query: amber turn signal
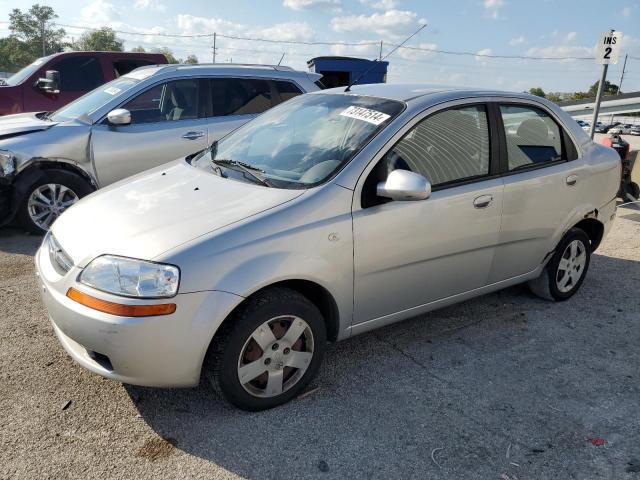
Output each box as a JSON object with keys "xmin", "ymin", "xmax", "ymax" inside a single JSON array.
[{"xmin": 66, "ymin": 288, "xmax": 176, "ymax": 317}]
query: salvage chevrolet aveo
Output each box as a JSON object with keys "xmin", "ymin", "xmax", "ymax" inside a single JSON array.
[{"xmin": 36, "ymin": 84, "xmax": 620, "ymax": 411}]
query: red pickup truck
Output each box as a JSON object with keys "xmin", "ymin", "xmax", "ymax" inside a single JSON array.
[{"xmin": 0, "ymin": 51, "xmax": 168, "ymax": 116}]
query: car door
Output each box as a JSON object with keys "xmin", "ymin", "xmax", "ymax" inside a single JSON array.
[
  {"xmin": 24, "ymin": 55, "xmax": 104, "ymax": 112},
  {"xmin": 352, "ymin": 103, "xmax": 504, "ymax": 325},
  {"xmin": 91, "ymin": 78, "xmax": 209, "ymax": 186},
  {"xmin": 204, "ymin": 77, "xmax": 304, "ymax": 143},
  {"xmin": 489, "ymin": 102, "xmax": 586, "ymax": 282}
]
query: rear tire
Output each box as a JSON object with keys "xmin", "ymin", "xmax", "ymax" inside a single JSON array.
[
  {"xmin": 206, "ymin": 287, "xmax": 327, "ymax": 411},
  {"xmin": 528, "ymin": 228, "xmax": 591, "ymax": 301},
  {"xmin": 16, "ymin": 170, "xmax": 93, "ymax": 234}
]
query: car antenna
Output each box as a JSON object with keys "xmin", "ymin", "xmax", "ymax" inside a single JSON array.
[
  {"xmin": 277, "ymin": 53, "xmax": 285, "ymax": 66},
  {"xmin": 344, "ymin": 23, "xmax": 427, "ymax": 93}
]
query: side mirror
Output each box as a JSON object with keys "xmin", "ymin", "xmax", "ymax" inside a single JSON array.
[
  {"xmin": 106, "ymin": 108, "xmax": 132, "ymax": 126},
  {"xmin": 35, "ymin": 70, "xmax": 60, "ymax": 94},
  {"xmin": 377, "ymin": 169, "xmax": 431, "ymax": 201}
]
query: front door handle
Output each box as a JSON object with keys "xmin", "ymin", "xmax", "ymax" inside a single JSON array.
[
  {"xmin": 473, "ymin": 194, "xmax": 493, "ymax": 209},
  {"xmin": 566, "ymin": 174, "xmax": 578, "ymax": 186},
  {"xmin": 181, "ymin": 131, "xmax": 205, "ymax": 140}
]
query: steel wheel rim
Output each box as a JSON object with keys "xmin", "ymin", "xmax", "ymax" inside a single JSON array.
[
  {"xmin": 556, "ymin": 239, "xmax": 587, "ymax": 293},
  {"xmin": 237, "ymin": 315, "xmax": 314, "ymax": 398},
  {"xmin": 27, "ymin": 184, "xmax": 79, "ymax": 231}
]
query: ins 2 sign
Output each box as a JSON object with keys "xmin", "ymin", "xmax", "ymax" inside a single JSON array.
[{"xmin": 596, "ymin": 31, "xmax": 623, "ymax": 65}]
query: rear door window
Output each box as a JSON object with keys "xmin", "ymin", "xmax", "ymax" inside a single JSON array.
[
  {"xmin": 499, "ymin": 105, "xmax": 573, "ymax": 171},
  {"xmin": 51, "ymin": 56, "xmax": 103, "ymax": 91},
  {"xmin": 209, "ymin": 78, "xmax": 275, "ymax": 116}
]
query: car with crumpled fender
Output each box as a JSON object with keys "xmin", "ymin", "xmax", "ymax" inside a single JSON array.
[
  {"xmin": 0, "ymin": 63, "xmax": 320, "ymax": 233},
  {"xmin": 36, "ymin": 83, "xmax": 620, "ymax": 411}
]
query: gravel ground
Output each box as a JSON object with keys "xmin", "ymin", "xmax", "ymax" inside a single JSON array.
[{"xmin": 1, "ymin": 206, "xmax": 640, "ymax": 479}]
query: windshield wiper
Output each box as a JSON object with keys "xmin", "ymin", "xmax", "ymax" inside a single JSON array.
[{"xmin": 212, "ymin": 159, "xmax": 272, "ymax": 187}]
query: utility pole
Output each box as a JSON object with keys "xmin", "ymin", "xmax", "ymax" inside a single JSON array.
[
  {"xmin": 379, "ymin": 40, "xmax": 383, "ymax": 61},
  {"xmin": 41, "ymin": 18, "xmax": 46, "ymax": 56},
  {"xmin": 590, "ymin": 63, "xmax": 608, "ymax": 139},
  {"xmin": 618, "ymin": 53, "xmax": 628, "ymax": 95},
  {"xmin": 212, "ymin": 32, "xmax": 217, "ymax": 63}
]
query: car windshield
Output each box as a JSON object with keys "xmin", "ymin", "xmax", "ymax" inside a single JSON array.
[
  {"xmin": 49, "ymin": 77, "xmax": 141, "ymax": 122},
  {"xmin": 192, "ymin": 93, "xmax": 404, "ymax": 189},
  {"xmin": 3, "ymin": 55, "xmax": 52, "ymax": 86}
]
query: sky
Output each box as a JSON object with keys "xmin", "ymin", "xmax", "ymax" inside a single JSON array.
[{"xmin": 1, "ymin": 0, "xmax": 639, "ymax": 93}]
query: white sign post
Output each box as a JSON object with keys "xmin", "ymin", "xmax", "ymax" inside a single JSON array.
[{"xmin": 590, "ymin": 30, "xmax": 623, "ymax": 138}]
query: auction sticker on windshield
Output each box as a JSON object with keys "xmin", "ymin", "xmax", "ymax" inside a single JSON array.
[
  {"xmin": 104, "ymin": 87, "xmax": 121, "ymax": 95},
  {"xmin": 340, "ymin": 106, "xmax": 390, "ymax": 125}
]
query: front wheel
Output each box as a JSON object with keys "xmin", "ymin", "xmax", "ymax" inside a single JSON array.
[
  {"xmin": 528, "ymin": 228, "xmax": 591, "ymax": 301},
  {"xmin": 206, "ymin": 288, "xmax": 327, "ymax": 411},
  {"xmin": 16, "ymin": 170, "xmax": 93, "ymax": 234}
]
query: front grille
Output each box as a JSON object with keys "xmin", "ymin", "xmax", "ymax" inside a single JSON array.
[{"xmin": 46, "ymin": 233, "xmax": 74, "ymax": 275}]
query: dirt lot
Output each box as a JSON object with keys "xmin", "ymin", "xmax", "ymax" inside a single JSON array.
[{"xmin": 1, "ymin": 207, "xmax": 640, "ymax": 479}]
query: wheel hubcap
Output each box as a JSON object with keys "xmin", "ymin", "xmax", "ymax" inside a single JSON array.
[
  {"xmin": 556, "ymin": 239, "xmax": 587, "ymax": 293},
  {"xmin": 237, "ymin": 315, "xmax": 314, "ymax": 398},
  {"xmin": 27, "ymin": 184, "xmax": 79, "ymax": 231}
]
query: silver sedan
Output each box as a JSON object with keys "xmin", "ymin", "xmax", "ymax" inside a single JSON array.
[{"xmin": 36, "ymin": 84, "xmax": 620, "ymax": 410}]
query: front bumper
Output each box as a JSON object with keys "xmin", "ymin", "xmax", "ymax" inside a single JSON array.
[{"xmin": 35, "ymin": 245, "xmax": 242, "ymax": 387}]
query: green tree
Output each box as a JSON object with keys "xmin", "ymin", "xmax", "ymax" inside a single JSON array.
[
  {"xmin": 588, "ymin": 80, "xmax": 619, "ymax": 96},
  {"xmin": 546, "ymin": 93, "xmax": 562, "ymax": 104},
  {"xmin": 75, "ymin": 27, "xmax": 123, "ymax": 52},
  {"xmin": 130, "ymin": 46, "xmax": 146, "ymax": 53},
  {"xmin": 0, "ymin": 36, "xmax": 33, "ymax": 72},
  {"xmin": 155, "ymin": 47, "xmax": 177, "ymax": 63},
  {"xmin": 8, "ymin": 4, "xmax": 66, "ymax": 58},
  {"xmin": 183, "ymin": 54, "xmax": 198, "ymax": 64},
  {"xmin": 571, "ymin": 91, "xmax": 592, "ymax": 100},
  {"xmin": 528, "ymin": 87, "xmax": 546, "ymax": 98}
]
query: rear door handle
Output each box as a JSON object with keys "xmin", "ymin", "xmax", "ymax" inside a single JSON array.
[
  {"xmin": 473, "ymin": 194, "xmax": 493, "ymax": 209},
  {"xmin": 566, "ymin": 174, "xmax": 578, "ymax": 186},
  {"xmin": 181, "ymin": 131, "xmax": 205, "ymax": 140}
]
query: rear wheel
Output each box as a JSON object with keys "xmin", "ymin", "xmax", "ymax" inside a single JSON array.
[
  {"xmin": 17, "ymin": 170, "xmax": 93, "ymax": 234},
  {"xmin": 528, "ymin": 228, "xmax": 591, "ymax": 301},
  {"xmin": 207, "ymin": 288, "xmax": 326, "ymax": 411}
]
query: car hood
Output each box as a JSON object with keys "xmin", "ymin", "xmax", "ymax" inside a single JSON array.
[
  {"xmin": 51, "ymin": 160, "xmax": 305, "ymax": 267},
  {"xmin": 0, "ymin": 112, "xmax": 57, "ymax": 138}
]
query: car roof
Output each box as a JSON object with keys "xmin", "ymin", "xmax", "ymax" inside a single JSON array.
[
  {"xmin": 142, "ymin": 63, "xmax": 319, "ymax": 80},
  {"xmin": 315, "ymin": 82, "xmax": 540, "ymax": 104},
  {"xmin": 47, "ymin": 51, "xmax": 166, "ymax": 60}
]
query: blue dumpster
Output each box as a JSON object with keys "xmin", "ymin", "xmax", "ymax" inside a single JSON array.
[{"xmin": 307, "ymin": 56, "xmax": 388, "ymax": 89}]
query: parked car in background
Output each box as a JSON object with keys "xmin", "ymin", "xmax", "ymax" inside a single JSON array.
[
  {"xmin": 594, "ymin": 123, "xmax": 609, "ymax": 133},
  {"xmin": 608, "ymin": 124, "xmax": 626, "ymax": 134},
  {"xmin": 0, "ymin": 63, "xmax": 321, "ymax": 233},
  {"xmin": 37, "ymin": 85, "xmax": 620, "ymax": 411},
  {"xmin": 630, "ymin": 125, "xmax": 640, "ymax": 136},
  {"xmin": 0, "ymin": 51, "xmax": 168, "ymax": 116}
]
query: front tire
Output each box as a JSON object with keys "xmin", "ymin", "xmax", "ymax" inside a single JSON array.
[
  {"xmin": 528, "ymin": 228, "xmax": 591, "ymax": 301},
  {"xmin": 16, "ymin": 170, "xmax": 93, "ymax": 234},
  {"xmin": 206, "ymin": 288, "xmax": 327, "ymax": 411}
]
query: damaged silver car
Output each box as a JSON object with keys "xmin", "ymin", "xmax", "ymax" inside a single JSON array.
[{"xmin": 0, "ymin": 64, "xmax": 320, "ymax": 233}]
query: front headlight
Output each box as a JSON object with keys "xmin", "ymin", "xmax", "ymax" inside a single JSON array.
[
  {"xmin": 0, "ymin": 150, "xmax": 16, "ymax": 177},
  {"xmin": 79, "ymin": 255, "xmax": 180, "ymax": 298}
]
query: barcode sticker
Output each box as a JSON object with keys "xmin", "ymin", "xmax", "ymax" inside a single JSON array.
[{"xmin": 339, "ymin": 106, "xmax": 390, "ymax": 125}]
